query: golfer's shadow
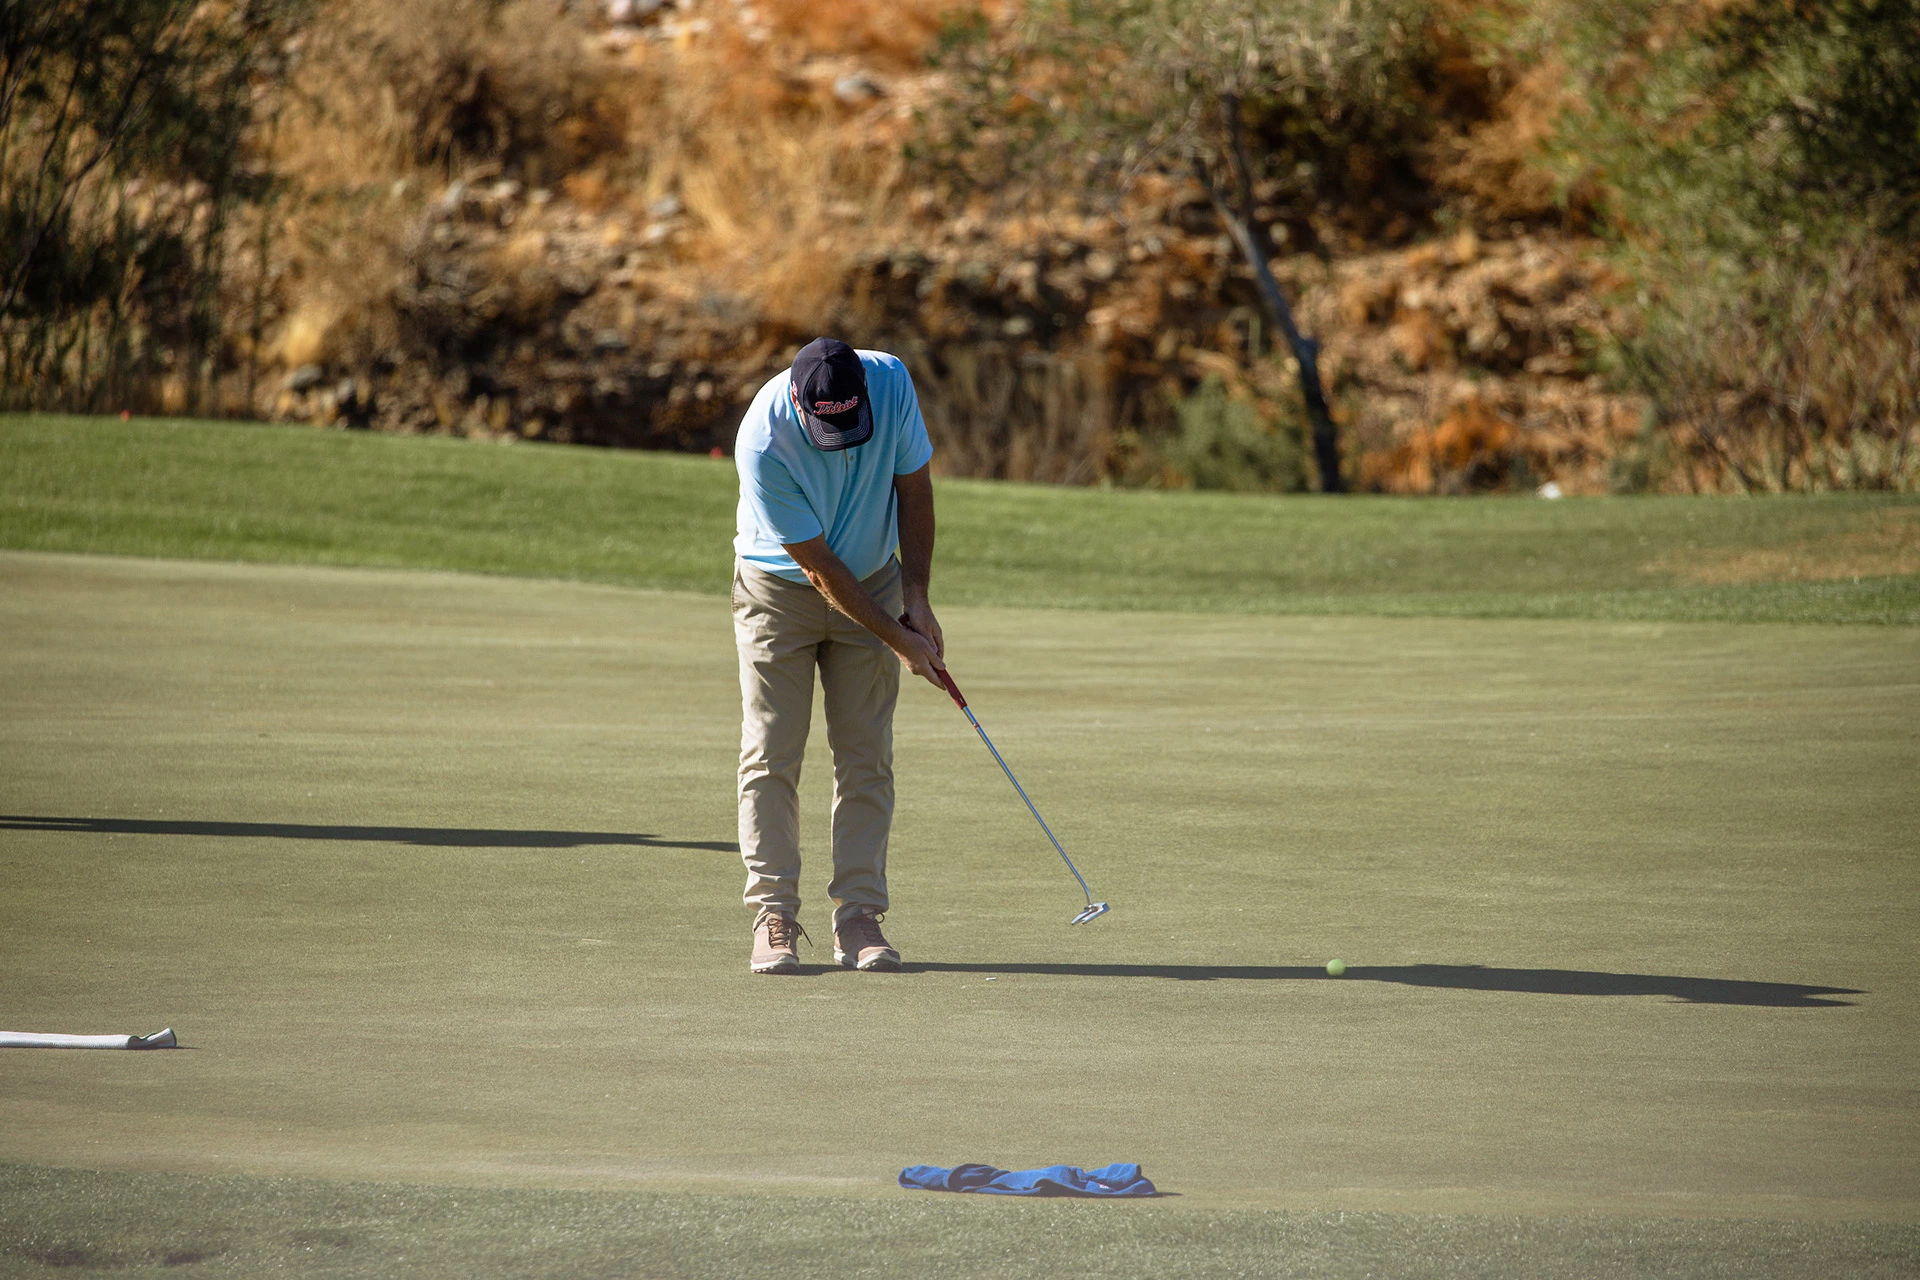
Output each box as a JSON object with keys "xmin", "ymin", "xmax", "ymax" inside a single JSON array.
[
  {"xmin": 0, "ymin": 814, "xmax": 737, "ymax": 853},
  {"xmin": 904, "ymin": 962, "xmax": 1861, "ymax": 1008}
]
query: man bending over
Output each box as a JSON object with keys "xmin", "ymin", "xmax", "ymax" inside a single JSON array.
[{"xmin": 731, "ymin": 337, "xmax": 945, "ymax": 974}]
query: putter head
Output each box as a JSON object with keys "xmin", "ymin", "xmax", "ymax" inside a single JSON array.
[{"xmin": 1069, "ymin": 901, "xmax": 1110, "ymax": 925}]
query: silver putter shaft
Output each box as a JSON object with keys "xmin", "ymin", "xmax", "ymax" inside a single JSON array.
[{"xmin": 914, "ymin": 643, "xmax": 1109, "ymax": 925}]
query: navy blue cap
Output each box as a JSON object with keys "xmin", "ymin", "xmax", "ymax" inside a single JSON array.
[{"xmin": 789, "ymin": 337, "xmax": 874, "ymax": 451}]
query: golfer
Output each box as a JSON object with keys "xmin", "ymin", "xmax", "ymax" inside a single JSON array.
[{"xmin": 732, "ymin": 337, "xmax": 945, "ymax": 975}]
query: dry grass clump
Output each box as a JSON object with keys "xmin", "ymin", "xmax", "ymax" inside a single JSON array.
[
  {"xmin": 1617, "ymin": 237, "xmax": 1920, "ymax": 493},
  {"xmin": 250, "ymin": 0, "xmax": 631, "ymax": 403},
  {"xmin": 256, "ymin": 0, "xmax": 973, "ymax": 369},
  {"xmin": 752, "ymin": 0, "xmax": 992, "ymax": 69},
  {"xmin": 233, "ymin": 0, "xmax": 991, "ymax": 441},
  {"xmin": 281, "ymin": 0, "xmax": 627, "ymax": 186},
  {"xmin": 898, "ymin": 339, "xmax": 1118, "ymax": 484},
  {"xmin": 617, "ymin": 0, "xmax": 1007, "ymax": 332},
  {"xmin": 623, "ymin": 29, "xmax": 905, "ymax": 333},
  {"xmin": 1431, "ymin": 60, "xmax": 1584, "ymax": 226}
]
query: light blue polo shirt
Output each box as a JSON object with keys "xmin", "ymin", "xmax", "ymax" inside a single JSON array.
[{"xmin": 734, "ymin": 350, "xmax": 934, "ymax": 584}]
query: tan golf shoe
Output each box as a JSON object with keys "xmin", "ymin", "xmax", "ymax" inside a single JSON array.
[
  {"xmin": 834, "ymin": 909, "xmax": 901, "ymax": 972},
  {"xmin": 750, "ymin": 909, "xmax": 806, "ymax": 974}
]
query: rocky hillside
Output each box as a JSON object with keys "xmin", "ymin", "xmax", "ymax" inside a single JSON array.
[
  {"xmin": 16, "ymin": 0, "xmax": 1911, "ymax": 492},
  {"xmin": 227, "ymin": 0, "xmax": 1668, "ymax": 494}
]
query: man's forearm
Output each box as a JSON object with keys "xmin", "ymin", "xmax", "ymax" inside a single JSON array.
[
  {"xmin": 798, "ymin": 553, "xmax": 913, "ymax": 649},
  {"xmin": 781, "ymin": 480, "xmax": 942, "ymax": 685},
  {"xmin": 895, "ymin": 466, "xmax": 935, "ymax": 607}
]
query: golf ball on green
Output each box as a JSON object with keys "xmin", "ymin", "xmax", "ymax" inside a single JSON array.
[{"xmin": 1326, "ymin": 959, "xmax": 1346, "ymax": 977}]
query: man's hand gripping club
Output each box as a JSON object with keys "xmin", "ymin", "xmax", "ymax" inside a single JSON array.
[{"xmin": 782, "ymin": 463, "xmax": 944, "ymax": 687}]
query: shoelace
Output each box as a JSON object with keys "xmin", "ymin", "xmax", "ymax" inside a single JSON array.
[
  {"xmin": 763, "ymin": 913, "xmax": 809, "ymax": 950},
  {"xmin": 843, "ymin": 911, "xmax": 887, "ymax": 948}
]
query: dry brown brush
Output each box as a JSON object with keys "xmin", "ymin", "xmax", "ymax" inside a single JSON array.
[{"xmin": 5, "ymin": 0, "xmax": 1913, "ymax": 495}]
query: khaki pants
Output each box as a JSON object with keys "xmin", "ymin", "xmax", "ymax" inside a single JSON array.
[{"xmin": 733, "ymin": 557, "xmax": 902, "ymax": 926}]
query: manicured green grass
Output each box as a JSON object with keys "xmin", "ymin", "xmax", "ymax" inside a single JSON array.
[
  {"xmin": 6, "ymin": 1164, "xmax": 1918, "ymax": 1280},
  {"xmin": 3, "ymin": 411, "xmax": 1917, "ymax": 1275},
  {"xmin": 4, "ymin": 413, "xmax": 1916, "ymax": 622},
  {"xmin": 3, "ymin": 555, "xmax": 1917, "ymax": 1271}
]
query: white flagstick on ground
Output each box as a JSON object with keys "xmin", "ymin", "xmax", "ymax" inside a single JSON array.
[{"xmin": 0, "ymin": 1028, "xmax": 177, "ymax": 1049}]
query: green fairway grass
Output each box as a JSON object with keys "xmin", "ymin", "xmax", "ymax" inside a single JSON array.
[
  {"xmin": 4, "ymin": 415, "xmax": 1918, "ymax": 1275},
  {"xmin": 6, "ymin": 1164, "xmax": 1918, "ymax": 1279},
  {"xmin": 3, "ymin": 552, "xmax": 1916, "ymax": 1277},
  {"xmin": 4, "ymin": 413, "xmax": 1917, "ymax": 623}
]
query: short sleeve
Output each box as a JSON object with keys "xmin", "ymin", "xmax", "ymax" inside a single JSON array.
[
  {"xmin": 740, "ymin": 449, "xmax": 824, "ymax": 547},
  {"xmin": 891, "ymin": 365, "xmax": 934, "ymax": 475}
]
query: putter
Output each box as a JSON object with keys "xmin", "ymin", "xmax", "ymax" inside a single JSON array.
[{"xmin": 904, "ymin": 619, "xmax": 1109, "ymax": 925}]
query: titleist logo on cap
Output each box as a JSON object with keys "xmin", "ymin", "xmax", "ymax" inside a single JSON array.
[{"xmin": 812, "ymin": 396, "xmax": 860, "ymax": 415}]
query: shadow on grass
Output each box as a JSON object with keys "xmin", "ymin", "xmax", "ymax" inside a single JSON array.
[
  {"xmin": 903, "ymin": 962, "xmax": 1861, "ymax": 1007},
  {"xmin": 0, "ymin": 814, "xmax": 737, "ymax": 853}
]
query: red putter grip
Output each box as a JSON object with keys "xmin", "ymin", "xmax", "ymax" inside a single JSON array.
[
  {"xmin": 935, "ymin": 666, "xmax": 966, "ymax": 709},
  {"xmin": 900, "ymin": 613, "xmax": 966, "ymax": 709}
]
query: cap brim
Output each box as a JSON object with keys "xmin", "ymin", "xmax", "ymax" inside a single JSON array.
[{"xmin": 799, "ymin": 395, "xmax": 874, "ymax": 451}]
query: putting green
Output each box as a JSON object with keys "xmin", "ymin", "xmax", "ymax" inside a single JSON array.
[{"xmin": 2, "ymin": 551, "xmax": 1917, "ymax": 1271}]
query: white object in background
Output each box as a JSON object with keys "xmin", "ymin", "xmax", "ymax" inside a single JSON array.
[
  {"xmin": 1537, "ymin": 481, "xmax": 1564, "ymax": 499},
  {"xmin": 0, "ymin": 1028, "xmax": 177, "ymax": 1049}
]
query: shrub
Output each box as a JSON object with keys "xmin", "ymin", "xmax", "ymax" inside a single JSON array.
[
  {"xmin": 1549, "ymin": 0, "xmax": 1920, "ymax": 491},
  {"xmin": 0, "ymin": 0, "xmax": 305, "ymax": 413},
  {"xmin": 1612, "ymin": 235, "xmax": 1920, "ymax": 492},
  {"xmin": 1167, "ymin": 377, "xmax": 1309, "ymax": 493}
]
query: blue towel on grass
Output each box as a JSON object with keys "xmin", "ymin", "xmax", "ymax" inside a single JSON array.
[{"xmin": 898, "ymin": 1162, "xmax": 1156, "ymax": 1197}]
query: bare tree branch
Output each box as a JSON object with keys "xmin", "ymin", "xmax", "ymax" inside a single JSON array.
[
  {"xmin": 2, "ymin": 4, "xmax": 179, "ymax": 315},
  {"xmin": 1200, "ymin": 93, "xmax": 1345, "ymax": 491}
]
